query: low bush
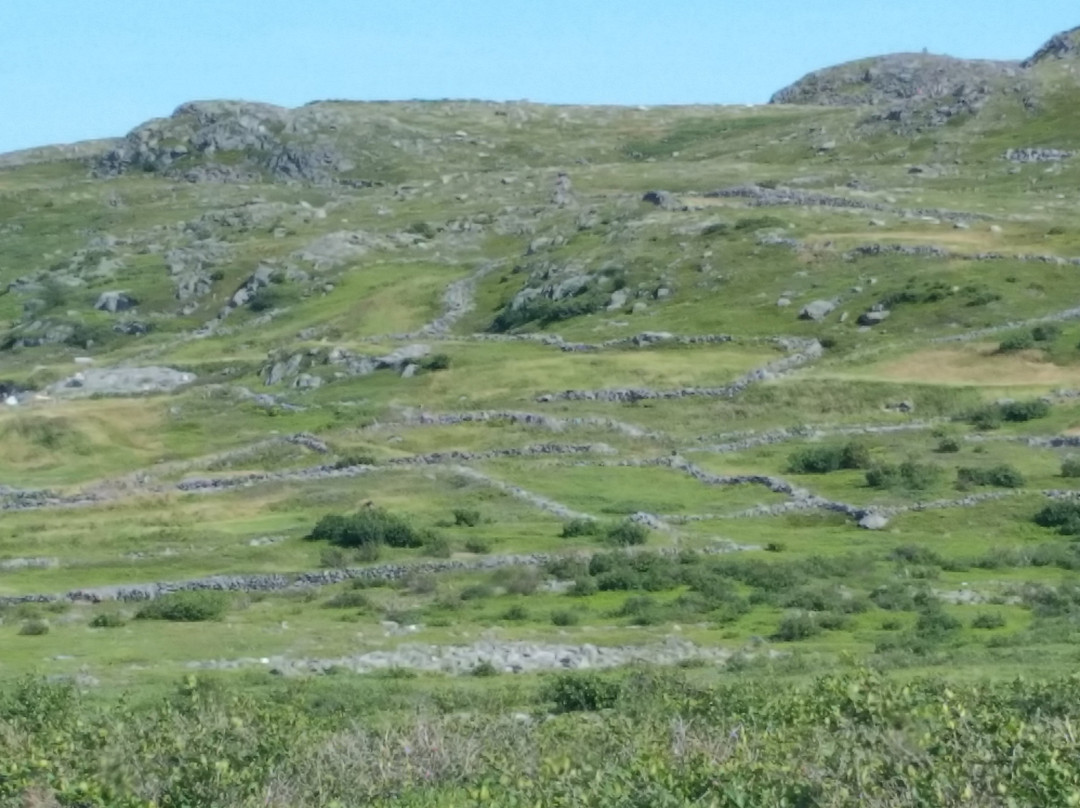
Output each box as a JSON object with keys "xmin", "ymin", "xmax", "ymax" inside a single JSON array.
[
  {"xmin": 17, "ymin": 619, "xmax": 49, "ymax": 636},
  {"xmin": 332, "ymin": 453, "xmax": 377, "ymax": 469},
  {"xmin": 470, "ymin": 660, "xmax": 498, "ymax": 677},
  {"xmin": 492, "ymin": 566, "xmax": 540, "ymax": 596},
  {"xmin": 1063, "ymin": 458, "xmax": 1080, "ymax": 478},
  {"xmin": 322, "ymin": 591, "xmax": 370, "ymax": 610},
  {"xmin": 773, "ymin": 613, "xmax": 822, "ymax": 641},
  {"xmin": 421, "ymin": 353, "xmax": 452, "ymax": 371},
  {"xmin": 1034, "ymin": 501, "xmax": 1080, "ymax": 536},
  {"xmin": 1000, "ymin": 399, "xmax": 1051, "ymax": 423},
  {"xmin": 89, "ymin": 613, "xmax": 126, "ymax": 628},
  {"xmin": 787, "ymin": 441, "xmax": 871, "ymax": 474},
  {"xmin": 867, "ymin": 460, "xmax": 941, "ymax": 491},
  {"xmin": 452, "ymin": 508, "xmax": 481, "ymax": 527},
  {"xmin": 307, "ymin": 508, "xmax": 424, "ymax": 549},
  {"xmin": 422, "ymin": 533, "xmax": 452, "ymax": 558},
  {"xmin": 551, "ymin": 609, "xmax": 580, "ymax": 627},
  {"xmin": 971, "ymin": 612, "xmax": 1007, "ymax": 630},
  {"xmin": 135, "ymin": 591, "xmax": 230, "ymax": 622},
  {"xmin": 541, "ymin": 672, "xmax": 621, "ymax": 712},
  {"xmin": 460, "ymin": 584, "xmax": 494, "ymax": 601},
  {"xmin": 998, "ymin": 332, "xmax": 1035, "ymax": 353},
  {"xmin": 561, "ymin": 518, "xmax": 603, "ymax": 539},
  {"xmin": 463, "ymin": 538, "xmax": 492, "ymax": 554},
  {"xmin": 1033, "ymin": 324, "xmax": 1062, "ymax": 343},
  {"xmin": 935, "ymin": 437, "xmax": 962, "ymax": 453},
  {"xmin": 606, "ymin": 519, "xmax": 649, "ymax": 546},
  {"xmin": 501, "ymin": 604, "xmax": 530, "ymax": 621},
  {"xmin": 957, "ymin": 464, "xmax": 1025, "ymax": 489}
]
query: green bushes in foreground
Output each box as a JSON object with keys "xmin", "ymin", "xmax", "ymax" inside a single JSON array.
[
  {"xmin": 787, "ymin": 440, "xmax": 871, "ymax": 474},
  {"xmin": 134, "ymin": 591, "xmax": 231, "ymax": 622},
  {"xmin": 307, "ymin": 507, "xmax": 426, "ymax": 549},
  {"xmin": 8, "ymin": 670, "xmax": 1080, "ymax": 807}
]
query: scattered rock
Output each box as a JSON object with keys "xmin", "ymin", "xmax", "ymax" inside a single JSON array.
[
  {"xmin": 94, "ymin": 291, "xmax": 137, "ymax": 314},
  {"xmin": 799, "ymin": 299, "xmax": 837, "ymax": 321},
  {"xmin": 859, "ymin": 513, "xmax": 889, "ymax": 531}
]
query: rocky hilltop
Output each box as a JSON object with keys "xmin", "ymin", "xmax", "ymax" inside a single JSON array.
[{"xmin": 770, "ymin": 23, "xmax": 1080, "ymax": 129}]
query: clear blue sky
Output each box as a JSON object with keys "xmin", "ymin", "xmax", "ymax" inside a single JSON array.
[{"xmin": 1, "ymin": 1, "xmax": 1077, "ymax": 153}]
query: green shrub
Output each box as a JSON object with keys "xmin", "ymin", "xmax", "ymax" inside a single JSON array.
[
  {"xmin": 421, "ymin": 353, "xmax": 451, "ymax": 371},
  {"xmin": 1062, "ymin": 458, "xmax": 1080, "ymax": 478},
  {"xmin": 493, "ymin": 566, "xmax": 540, "ymax": 595},
  {"xmin": 788, "ymin": 441, "xmax": 871, "ymax": 474},
  {"xmin": 1000, "ymin": 399, "xmax": 1051, "ymax": 422},
  {"xmin": 773, "ymin": 613, "xmax": 822, "ymax": 641},
  {"xmin": 971, "ymin": 612, "xmax": 1006, "ymax": 629},
  {"xmin": 501, "ymin": 604, "xmax": 530, "ymax": 621},
  {"xmin": 606, "ymin": 519, "xmax": 649, "ymax": 546},
  {"xmin": 936, "ymin": 437, "xmax": 962, "ymax": 453},
  {"xmin": 248, "ymin": 286, "xmax": 287, "ymax": 312},
  {"xmin": 470, "ymin": 660, "xmax": 498, "ymax": 677},
  {"xmin": 17, "ymin": 619, "xmax": 49, "ymax": 636},
  {"xmin": 765, "ymin": 541, "xmax": 786, "ymax": 553},
  {"xmin": 452, "ymin": 508, "xmax": 481, "ymax": 527},
  {"xmin": 541, "ymin": 672, "xmax": 621, "ymax": 712},
  {"xmin": 561, "ymin": 518, "xmax": 602, "ymax": 538},
  {"xmin": 89, "ymin": 613, "xmax": 126, "ymax": 628},
  {"xmin": 957, "ymin": 465, "xmax": 1025, "ymax": 489},
  {"xmin": 569, "ymin": 575, "xmax": 598, "ymax": 596},
  {"xmin": 914, "ymin": 604, "xmax": 961, "ymax": 639},
  {"xmin": 135, "ymin": 591, "xmax": 230, "ymax": 622},
  {"xmin": 319, "ymin": 544, "xmax": 380, "ymax": 568},
  {"xmin": 968, "ymin": 406, "xmax": 1002, "ymax": 431},
  {"xmin": 998, "ymin": 332, "xmax": 1035, "ymax": 352},
  {"xmin": 1034, "ymin": 501, "xmax": 1080, "ymax": 536},
  {"xmin": 1033, "ymin": 324, "xmax": 1062, "ymax": 343},
  {"xmin": 464, "ymin": 538, "xmax": 492, "ymax": 554},
  {"xmin": 422, "ymin": 533, "xmax": 452, "ymax": 558},
  {"xmin": 867, "ymin": 460, "xmax": 941, "ymax": 491},
  {"xmin": 551, "ymin": 609, "xmax": 580, "ymax": 627},
  {"xmin": 332, "ymin": 453, "xmax": 376, "ymax": 469},
  {"xmin": 307, "ymin": 508, "xmax": 424, "ymax": 549},
  {"xmin": 322, "ymin": 591, "xmax": 370, "ymax": 609},
  {"xmin": 735, "ymin": 215, "xmax": 786, "ymax": 231},
  {"xmin": 460, "ymin": 583, "xmax": 494, "ymax": 601}
]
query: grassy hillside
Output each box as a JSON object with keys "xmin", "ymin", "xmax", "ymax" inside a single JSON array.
[{"xmin": 5, "ymin": 23, "xmax": 1080, "ymax": 806}]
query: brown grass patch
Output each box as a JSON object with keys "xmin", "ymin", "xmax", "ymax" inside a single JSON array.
[{"xmin": 824, "ymin": 345, "xmax": 1080, "ymax": 387}]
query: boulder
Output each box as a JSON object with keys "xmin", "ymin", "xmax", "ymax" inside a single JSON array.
[
  {"xmin": 375, "ymin": 344, "xmax": 430, "ymax": 371},
  {"xmin": 94, "ymin": 291, "xmax": 137, "ymax": 314},
  {"xmin": 642, "ymin": 190, "xmax": 684, "ymax": 210},
  {"xmin": 799, "ymin": 299, "xmax": 837, "ymax": 321},
  {"xmin": 859, "ymin": 513, "xmax": 890, "ymax": 531},
  {"xmin": 857, "ymin": 307, "xmax": 890, "ymax": 326},
  {"xmin": 49, "ymin": 367, "xmax": 195, "ymax": 398}
]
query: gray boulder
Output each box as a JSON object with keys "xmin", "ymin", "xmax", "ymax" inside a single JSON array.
[
  {"xmin": 799, "ymin": 299, "xmax": 837, "ymax": 321},
  {"xmin": 94, "ymin": 291, "xmax": 137, "ymax": 314},
  {"xmin": 375, "ymin": 344, "xmax": 430, "ymax": 371},
  {"xmin": 642, "ymin": 190, "xmax": 684, "ymax": 210},
  {"xmin": 859, "ymin": 513, "xmax": 889, "ymax": 531},
  {"xmin": 857, "ymin": 307, "xmax": 890, "ymax": 326},
  {"xmin": 49, "ymin": 367, "xmax": 195, "ymax": 398}
]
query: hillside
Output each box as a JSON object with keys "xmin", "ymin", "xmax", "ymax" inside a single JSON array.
[{"xmin": 5, "ymin": 20, "xmax": 1080, "ymax": 807}]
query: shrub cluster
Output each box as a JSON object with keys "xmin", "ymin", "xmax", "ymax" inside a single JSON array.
[
  {"xmin": 307, "ymin": 508, "xmax": 426, "ymax": 549},
  {"xmin": 956, "ymin": 464, "xmax": 1025, "ymax": 489},
  {"xmin": 866, "ymin": 460, "xmax": 942, "ymax": 491},
  {"xmin": 1034, "ymin": 501, "xmax": 1080, "ymax": 536},
  {"xmin": 998, "ymin": 324, "xmax": 1061, "ymax": 352},
  {"xmin": 967, "ymin": 399, "xmax": 1051, "ymax": 430},
  {"xmin": 135, "ymin": 591, "xmax": 231, "ymax": 622},
  {"xmin": 787, "ymin": 441, "xmax": 871, "ymax": 474}
]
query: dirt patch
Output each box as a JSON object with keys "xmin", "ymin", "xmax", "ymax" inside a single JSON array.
[{"xmin": 829, "ymin": 345, "xmax": 1080, "ymax": 387}]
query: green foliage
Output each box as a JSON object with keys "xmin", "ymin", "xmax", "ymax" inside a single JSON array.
[
  {"xmin": 463, "ymin": 538, "xmax": 492, "ymax": 554},
  {"xmin": 957, "ymin": 464, "xmax": 1026, "ymax": 489},
  {"xmin": 1062, "ymin": 457, "xmax": 1080, "ymax": 478},
  {"xmin": 998, "ymin": 331, "xmax": 1035, "ymax": 352},
  {"xmin": 135, "ymin": 591, "xmax": 231, "ymax": 622},
  {"xmin": 971, "ymin": 612, "xmax": 1007, "ymax": 629},
  {"xmin": 307, "ymin": 507, "xmax": 424, "ymax": 549},
  {"xmin": 323, "ymin": 591, "xmax": 370, "ymax": 609},
  {"xmin": 561, "ymin": 517, "xmax": 602, "ymax": 538},
  {"xmin": 501, "ymin": 604, "xmax": 529, "ymax": 621},
  {"xmin": 248, "ymin": 285, "xmax": 288, "ymax": 312},
  {"xmin": 734, "ymin": 215, "xmax": 787, "ymax": 231},
  {"xmin": 421, "ymin": 352, "xmax": 452, "ymax": 371},
  {"xmin": 452, "ymin": 507, "xmax": 482, "ymax": 527},
  {"xmin": 1034, "ymin": 500, "xmax": 1080, "ymax": 536},
  {"xmin": 541, "ymin": 672, "xmax": 621, "ymax": 712},
  {"xmin": 551, "ymin": 609, "xmax": 580, "ymax": 626},
  {"xmin": 491, "ymin": 289, "xmax": 608, "ymax": 332},
  {"xmin": 89, "ymin": 613, "xmax": 126, "ymax": 628},
  {"xmin": 605, "ymin": 519, "xmax": 649, "ymax": 546},
  {"xmin": 1000, "ymin": 399, "xmax": 1051, "ymax": 422},
  {"xmin": 773, "ymin": 612, "xmax": 823, "ymax": 641},
  {"xmin": 787, "ymin": 441, "xmax": 871, "ymax": 474},
  {"xmin": 935, "ymin": 436, "xmax": 962, "ymax": 453},
  {"xmin": 17, "ymin": 619, "xmax": 49, "ymax": 636},
  {"xmin": 470, "ymin": 660, "xmax": 499, "ymax": 677},
  {"xmin": 866, "ymin": 460, "xmax": 942, "ymax": 491}
]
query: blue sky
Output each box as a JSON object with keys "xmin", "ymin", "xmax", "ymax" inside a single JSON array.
[{"xmin": 1, "ymin": 1, "xmax": 1077, "ymax": 153}]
